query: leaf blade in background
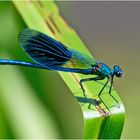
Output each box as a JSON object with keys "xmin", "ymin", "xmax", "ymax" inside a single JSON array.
[{"xmin": 0, "ymin": 1, "xmax": 125, "ymax": 138}]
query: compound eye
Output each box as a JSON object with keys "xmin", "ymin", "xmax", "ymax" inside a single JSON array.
[{"xmin": 116, "ymin": 71, "xmax": 123, "ymax": 77}]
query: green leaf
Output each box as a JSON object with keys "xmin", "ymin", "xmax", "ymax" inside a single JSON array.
[
  {"xmin": 0, "ymin": 2, "xmax": 60, "ymax": 138},
  {"xmin": 13, "ymin": 1, "xmax": 125, "ymax": 139}
]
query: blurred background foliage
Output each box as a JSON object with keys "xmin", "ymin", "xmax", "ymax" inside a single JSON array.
[
  {"xmin": 0, "ymin": 1, "xmax": 139, "ymax": 139},
  {"xmin": 0, "ymin": 1, "xmax": 83, "ymax": 139}
]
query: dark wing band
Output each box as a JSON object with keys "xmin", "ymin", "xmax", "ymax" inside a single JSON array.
[
  {"xmin": 19, "ymin": 28, "xmax": 71, "ymax": 69},
  {"xmin": 19, "ymin": 28, "xmax": 96, "ymax": 74}
]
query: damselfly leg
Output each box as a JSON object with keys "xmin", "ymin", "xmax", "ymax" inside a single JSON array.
[
  {"xmin": 108, "ymin": 76, "xmax": 120, "ymax": 108},
  {"xmin": 79, "ymin": 77, "xmax": 105, "ymax": 99},
  {"xmin": 79, "ymin": 77, "xmax": 110, "ymax": 110},
  {"xmin": 79, "ymin": 76, "xmax": 120, "ymax": 113},
  {"xmin": 97, "ymin": 78, "xmax": 111, "ymax": 113}
]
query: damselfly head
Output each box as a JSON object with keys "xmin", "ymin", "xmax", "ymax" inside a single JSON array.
[{"xmin": 113, "ymin": 65, "xmax": 123, "ymax": 78}]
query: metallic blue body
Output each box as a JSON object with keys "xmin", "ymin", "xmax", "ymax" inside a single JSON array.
[
  {"xmin": 0, "ymin": 28, "xmax": 123, "ymax": 113},
  {"xmin": 95, "ymin": 63, "xmax": 113, "ymax": 77},
  {"xmin": 0, "ymin": 59, "xmax": 44, "ymax": 69}
]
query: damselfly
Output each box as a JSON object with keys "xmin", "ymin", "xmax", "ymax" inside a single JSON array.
[{"xmin": 0, "ymin": 29, "xmax": 123, "ymax": 112}]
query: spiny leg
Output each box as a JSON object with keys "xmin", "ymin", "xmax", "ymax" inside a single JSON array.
[
  {"xmin": 98, "ymin": 78, "xmax": 111, "ymax": 113},
  {"xmin": 88, "ymin": 103, "xmax": 91, "ymax": 109},
  {"xmin": 95, "ymin": 80, "xmax": 114, "ymax": 89},
  {"xmin": 79, "ymin": 77, "xmax": 104, "ymax": 102},
  {"xmin": 109, "ymin": 76, "xmax": 120, "ymax": 108}
]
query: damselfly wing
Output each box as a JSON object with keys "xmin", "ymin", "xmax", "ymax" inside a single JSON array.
[{"xmin": 19, "ymin": 29, "xmax": 97, "ymax": 74}]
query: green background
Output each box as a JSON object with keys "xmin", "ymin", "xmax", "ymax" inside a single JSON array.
[{"xmin": 0, "ymin": 1, "xmax": 139, "ymax": 139}]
